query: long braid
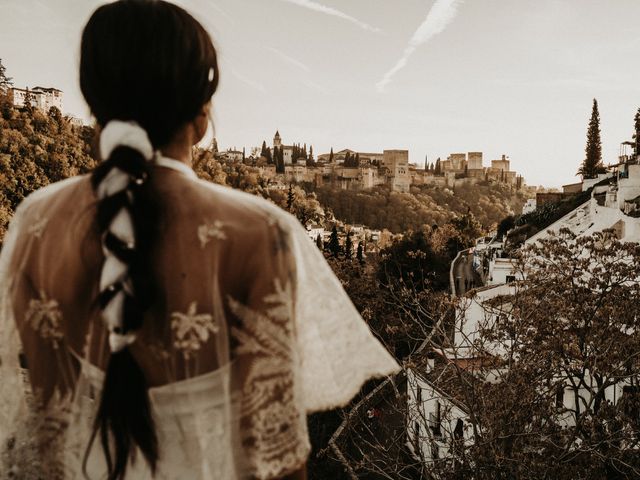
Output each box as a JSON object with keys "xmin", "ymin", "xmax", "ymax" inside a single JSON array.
[{"xmin": 85, "ymin": 122, "xmax": 159, "ymax": 480}]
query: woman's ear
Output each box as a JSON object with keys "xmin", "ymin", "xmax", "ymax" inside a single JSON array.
[{"xmin": 192, "ymin": 102, "xmax": 211, "ymax": 145}]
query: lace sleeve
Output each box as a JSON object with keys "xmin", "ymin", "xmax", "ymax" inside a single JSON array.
[
  {"xmin": 0, "ymin": 196, "xmax": 78, "ymax": 479},
  {"xmin": 284, "ymin": 214, "xmax": 401, "ymax": 412},
  {"xmin": 228, "ymin": 220, "xmax": 310, "ymax": 480},
  {"xmin": 0, "ymin": 202, "xmax": 30, "ymax": 474}
]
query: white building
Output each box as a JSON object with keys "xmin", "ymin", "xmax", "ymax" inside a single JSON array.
[
  {"xmin": 11, "ymin": 86, "xmax": 63, "ymax": 112},
  {"xmin": 306, "ymin": 224, "xmax": 324, "ymax": 241},
  {"xmin": 407, "ymin": 366, "xmax": 471, "ymax": 463},
  {"xmin": 522, "ymin": 198, "xmax": 536, "ymax": 215}
]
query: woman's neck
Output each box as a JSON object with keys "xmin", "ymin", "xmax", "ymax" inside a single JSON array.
[{"xmin": 160, "ymin": 143, "xmax": 192, "ymax": 167}]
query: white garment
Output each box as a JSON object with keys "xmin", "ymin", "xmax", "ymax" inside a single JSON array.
[{"xmin": 0, "ymin": 156, "xmax": 400, "ymax": 479}]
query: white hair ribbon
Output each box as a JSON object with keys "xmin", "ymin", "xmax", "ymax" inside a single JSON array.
[{"xmin": 97, "ymin": 120, "xmax": 154, "ymax": 352}]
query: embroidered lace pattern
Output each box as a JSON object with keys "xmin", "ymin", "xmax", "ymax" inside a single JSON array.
[
  {"xmin": 171, "ymin": 301, "xmax": 219, "ymax": 360},
  {"xmin": 198, "ymin": 220, "xmax": 226, "ymax": 248},
  {"xmin": 26, "ymin": 290, "xmax": 64, "ymax": 347},
  {"xmin": 229, "ymin": 278, "xmax": 310, "ymax": 478}
]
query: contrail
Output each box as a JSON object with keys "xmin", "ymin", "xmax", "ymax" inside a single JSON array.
[
  {"xmin": 279, "ymin": 0, "xmax": 380, "ymax": 33},
  {"xmin": 376, "ymin": 0, "xmax": 464, "ymax": 92},
  {"xmin": 265, "ymin": 46, "xmax": 311, "ymax": 72}
]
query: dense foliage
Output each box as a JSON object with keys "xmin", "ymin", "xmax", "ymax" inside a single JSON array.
[
  {"xmin": 0, "ymin": 92, "xmax": 97, "ymax": 238},
  {"xmin": 311, "ymin": 182, "xmax": 526, "ymax": 233},
  {"xmin": 426, "ymin": 229, "xmax": 640, "ymax": 480}
]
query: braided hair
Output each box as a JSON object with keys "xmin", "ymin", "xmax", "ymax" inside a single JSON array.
[{"xmin": 79, "ymin": 2, "xmax": 218, "ymax": 478}]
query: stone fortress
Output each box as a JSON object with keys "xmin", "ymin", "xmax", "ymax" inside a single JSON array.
[
  {"xmin": 223, "ymin": 131, "xmax": 525, "ymax": 193},
  {"xmin": 11, "ymin": 86, "xmax": 63, "ymax": 112},
  {"xmin": 437, "ymin": 151, "xmax": 521, "ymax": 185}
]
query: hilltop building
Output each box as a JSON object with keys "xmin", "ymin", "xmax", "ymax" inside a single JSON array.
[
  {"xmin": 381, "ymin": 149, "xmax": 410, "ymax": 193},
  {"xmin": 235, "ymin": 132, "xmax": 526, "ymax": 193},
  {"xmin": 273, "ymin": 130, "xmax": 294, "ymax": 164},
  {"xmin": 433, "ymin": 152, "xmax": 522, "ymax": 186},
  {"xmin": 11, "ymin": 86, "xmax": 63, "ymax": 112}
]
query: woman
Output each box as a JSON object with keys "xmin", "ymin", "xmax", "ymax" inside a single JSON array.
[{"xmin": 0, "ymin": 1, "xmax": 399, "ymax": 479}]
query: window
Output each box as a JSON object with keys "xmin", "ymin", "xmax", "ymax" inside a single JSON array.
[
  {"xmin": 454, "ymin": 419, "xmax": 464, "ymax": 439},
  {"xmin": 428, "ymin": 401, "xmax": 442, "ymax": 437},
  {"xmin": 506, "ymin": 275, "xmax": 516, "ymax": 283},
  {"xmin": 555, "ymin": 385, "xmax": 565, "ymax": 408}
]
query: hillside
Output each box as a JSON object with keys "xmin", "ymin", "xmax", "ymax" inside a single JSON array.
[
  {"xmin": 310, "ymin": 182, "xmax": 528, "ymax": 233},
  {"xmin": 0, "ymin": 93, "xmax": 97, "ymax": 237}
]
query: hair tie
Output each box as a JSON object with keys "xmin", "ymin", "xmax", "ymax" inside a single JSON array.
[
  {"xmin": 97, "ymin": 120, "xmax": 153, "ymax": 352},
  {"xmin": 100, "ymin": 120, "xmax": 154, "ymax": 161}
]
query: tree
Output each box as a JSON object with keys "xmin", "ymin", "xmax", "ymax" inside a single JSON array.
[
  {"xmin": 309, "ymin": 145, "xmax": 314, "ymax": 162},
  {"xmin": 434, "ymin": 158, "xmax": 441, "ymax": 176},
  {"xmin": 445, "ymin": 228, "xmax": 640, "ymax": 480},
  {"xmin": 425, "ymin": 155, "xmax": 429, "ymax": 172},
  {"xmin": 286, "ymin": 184, "xmax": 295, "ymax": 212},
  {"xmin": 345, "ymin": 231, "xmax": 353, "ymax": 259},
  {"xmin": 329, "ymin": 147, "xmax": 334, "ymax": 163},
  {"xmin": 242, "ymin": 146, "xmax": 246, "ymax": 162},
  {"xmin": 335, "ymin": 229, "xmax": 640, "ymax": 480},
  {"xmin": 316, "ymin": 233, "xmax": 323, "ymax": 250},
  {"xmin": 356, "ymin": 241, "xmax": 364, "ymax": 263},
  {"xmin": 329, "ymin": 225, "xmax": 341, "ymax": 257},
  {"xmin": 497, "ymin": 214, "xmax": 515, "ymax": 239},
  {"xmin": 23, "ymin": 87, "xmax": 34, "ymax": 112},
  {"xmin": 274, "ymin": 146, "xmax": 284, "ymax": 173},
  {"xmin": 578, "ymin": 98, "xmax": 606, "ymax": 179},
  {"xmin": 0, "ymin": 59, "xmax": 13, "ymax": 93}
]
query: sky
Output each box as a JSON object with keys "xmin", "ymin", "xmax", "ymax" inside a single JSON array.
[{"xmin": 1, "ymin": 0, "xmax": 639, "ymax": 188}]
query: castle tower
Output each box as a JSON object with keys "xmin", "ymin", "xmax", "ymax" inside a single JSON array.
[
  {"xmin": 468, "ymin": 152, "xmax": 483, "ymax": 170},
  {"xmin": 273, "ymin": 130, "xmax": 282, "ymax": 149}
]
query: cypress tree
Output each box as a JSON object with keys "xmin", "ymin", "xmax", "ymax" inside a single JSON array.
[
  {"xmin": 274, "ymin": 146, "xmax": 284, "ymax": 173},
  {"xmin": 329, "ymin": 147, "xmax": 334, "ymax": 163},
  {"xmin": 356, "ymin": 242, "xmax": 364, "ymax": 263},
  {"xmin": 434, "ymin": 158, "xmax": 441, "ymax": 175},
  {"xmin": 329, "ymin": 225, "xmax": 341, "ymax": 257},
  {"xmin": 309, "ymin": 145, "xmax": 314, "ymax": 162},
  {"xmin": 316, "ymin": 233, "xmax": 323, "ymax": 249},
  {"xmin": 354, "ymin": 152, "xmax": 360, "ymax": 167},
  {"xmin": 578, "ymin": 98, "xmax": 605, "ymax": 179},
  {"xmin": 345, "ymin": 232, "xmax": 353, "ymax": 259},
  {"xmin": 286, "ymin": 184, "xmax": 295, "ymax": 211},
  {"xmin": 0, "ymin": 59, "xmax": 13, "ymax": 93}
]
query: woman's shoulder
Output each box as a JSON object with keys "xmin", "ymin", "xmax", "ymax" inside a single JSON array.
[
  {"xmin": 189, "ymin": 177, "xmax": 299, "ymax": 235},
  {"xmin": 12, "ymin": 175, "xmax": 90, "ymax": 222}
]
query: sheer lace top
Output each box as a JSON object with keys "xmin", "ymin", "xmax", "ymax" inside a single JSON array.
[{"xmin": 0, "ymin": 156, "xmax": 400, "ymax": 479}]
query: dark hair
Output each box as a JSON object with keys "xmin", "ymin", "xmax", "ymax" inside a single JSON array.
[{"xmin": 80, "ymin": 1, "xmax": 218, "ymax": 478}]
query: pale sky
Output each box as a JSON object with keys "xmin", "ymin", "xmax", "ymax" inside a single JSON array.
[{"xmin": 1, "ymin": 0, "xmax": 639, "ymax": 187}]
